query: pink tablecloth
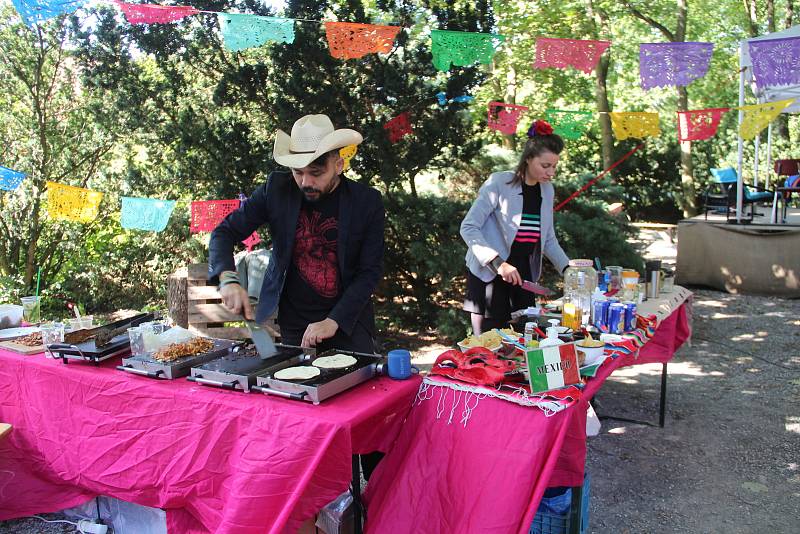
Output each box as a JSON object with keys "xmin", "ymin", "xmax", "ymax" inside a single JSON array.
[
  {"xmin": 0, "ymin": 349, "xmax": 420, "ymax": 533},
  {"xmin": 364, "ymin": 302, "xmax": 692, "ymax": 534}
]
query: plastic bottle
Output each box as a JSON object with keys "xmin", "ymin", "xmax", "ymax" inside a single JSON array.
[
  {"xmin": 539, "ymin": 327, "xmax": 565, "ymax": 348},
  {"xmin": 524, "ymin": 322, "xmax": 536, "ymax": 345}
]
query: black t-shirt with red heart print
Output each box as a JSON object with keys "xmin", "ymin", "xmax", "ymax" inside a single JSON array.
[{"xmin": 278, "ymin": 186, "xmax": 342, "ymax": 330}]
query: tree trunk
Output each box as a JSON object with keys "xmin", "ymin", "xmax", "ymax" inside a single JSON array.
[
  {"xmin": 587, "ymin": 0, "xmax": 613, "ymax": 169},
  {"xmin": 595, "ymin": 56, "xmax": 613, "ymax": 169},
  {"xmin": 677, "ymin": 87, "xmax": 698, "ymax": 217},
  {"xmin": 675, "ymin": 0, "xmax": 697, "ymax": 217},
  {"xmin": 743, "ymin": 0, "xmax": 759, "ymax": 36},
  {"xmin": 168, "ymin": 267, "xmax": 189, "ymax": 328},
  {"xmin": 503, "ymin": 64, "xmax": 518, "ymax": 151},
  {"xmin": 767, "ymin": 0, "xmax": 776, "ymax": 32},
  {"xmin": 776, "ymin": 0, "xmax": 794, "ymax": 139}
]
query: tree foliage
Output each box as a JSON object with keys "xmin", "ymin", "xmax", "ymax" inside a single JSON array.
[{"xmin": 1, "ymin": 0, "xmax": 795, "ymax": 336}]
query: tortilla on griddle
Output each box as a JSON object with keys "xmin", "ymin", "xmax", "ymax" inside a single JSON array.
[
  {"xmin": 312, "ymin": 354, "xmax": 357, "ymax": 369},
  {"xmin": 274, "ymin": 366, "xmax": 320, "ymax": 381}
]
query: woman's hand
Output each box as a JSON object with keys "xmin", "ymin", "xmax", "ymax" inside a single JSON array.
[{"xmin": 497, "ymin": 262, "xmax": 522, "ymax": 286}]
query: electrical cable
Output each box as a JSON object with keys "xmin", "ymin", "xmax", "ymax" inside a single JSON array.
[
  {"xmin": 32, "ymin": 515, "xmax": 85, "ymax": 533},
  {"xmin": 693, "ymin": 334, "xmax": 799, "ymax": 372}
]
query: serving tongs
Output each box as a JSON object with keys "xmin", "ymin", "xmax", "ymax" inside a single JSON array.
[{"xmin": 63, "ymin": 312, "xmax": 157, "ymax": 347}]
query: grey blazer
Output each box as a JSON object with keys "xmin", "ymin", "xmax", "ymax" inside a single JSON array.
[{"xmin": 460, "ymin": 171, "xmax": 570, "ymax": 283}]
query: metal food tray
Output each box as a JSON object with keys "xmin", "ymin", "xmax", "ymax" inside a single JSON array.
[
  {"xmin": 187, "ymin": 344, "xmax": 310, "ymax": 392},
  {"xmin": 117, "ymin": 339, "xmax": 239, "ymax": 379},
  {"xmin": 49, "ymin": 333, "xmax": 131, "ymax": 365},
  {"xmin": 252, "ymin": 349, "xmax": 384, "ymax": 404}
]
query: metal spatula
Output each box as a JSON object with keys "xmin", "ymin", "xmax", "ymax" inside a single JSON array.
[{"xmin": 245, "ymin": 320, "xmax": 277, "ymax": 359}]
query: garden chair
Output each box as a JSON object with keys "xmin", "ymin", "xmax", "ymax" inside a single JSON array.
[{"xmin": 703, "ymin": 167, "xmax": 774, "ymax": 221}]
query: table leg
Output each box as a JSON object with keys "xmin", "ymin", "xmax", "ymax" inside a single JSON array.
[
  {"xmin": 352, "ymin": 455, "xmax": 363, "ymax": 534},
  {"xmin": 659, "ymin": 362, "xmax": 668, "ymax": 428},
  {"xmin": 596, "ymin": 363, "xmax": 669, "ymax": 428},
  {"xmin": 568, "ymin": 480, "xmax": 583, "ymax": 534}
]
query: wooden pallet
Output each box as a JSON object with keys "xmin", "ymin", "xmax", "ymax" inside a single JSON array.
[{"xmin": 185, "ymin": 263, "xmax": 279, "ymax": 340}]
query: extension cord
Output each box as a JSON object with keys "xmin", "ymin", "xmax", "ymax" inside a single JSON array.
[{"xmin": 77, "ymin": 519, "xmax": 108, "ymax": 534}]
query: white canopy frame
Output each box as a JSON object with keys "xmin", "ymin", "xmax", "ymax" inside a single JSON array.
[{"xmin": 737, "ymin": 26, "xmax": 800, "ymax": 223}]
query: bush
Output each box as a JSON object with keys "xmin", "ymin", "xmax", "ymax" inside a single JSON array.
[{"xmin": 378, "ymin": 192, "xmax": 471, "ymax": 337}]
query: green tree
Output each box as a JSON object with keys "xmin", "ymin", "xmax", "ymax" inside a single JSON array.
[{"xmin": 0, "ymin": 7, "xmax": 117, "ymax": 291}]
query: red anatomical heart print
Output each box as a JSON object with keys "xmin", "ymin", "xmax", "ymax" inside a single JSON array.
[{"xmin": 293, "ymin": 210, "xmax": 339, "ymax": 298}]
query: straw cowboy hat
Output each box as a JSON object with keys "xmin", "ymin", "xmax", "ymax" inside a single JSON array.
[{"xmin": 273, "ymin": 114, "xmax": 363, "ymax": 169}]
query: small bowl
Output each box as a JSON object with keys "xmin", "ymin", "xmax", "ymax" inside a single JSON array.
[{"xmin": 576, "ymin": 340, "xmax": 605, "ymax": 367}]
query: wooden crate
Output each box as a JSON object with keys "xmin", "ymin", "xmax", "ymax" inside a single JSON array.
[{"xmin": 185, "ymin": 263, "xmax": 279, "ymax": 340}]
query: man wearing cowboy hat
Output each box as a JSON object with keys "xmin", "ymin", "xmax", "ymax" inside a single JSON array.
[{"xmin": 208, "ymin": 114, "xmax": 385, "ymax": 352}]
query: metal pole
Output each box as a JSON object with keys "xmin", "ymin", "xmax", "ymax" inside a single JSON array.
[
  {"xmin": 754, "ymin": 130, "xmax": 760, "ymax": 189},
  {"xmin": 766, "ymin": 121, "xmax": 773, "ymax": 187},
  {"xmin": 736, "ymin": 67, "xmax": 746, "ymax": 224}
]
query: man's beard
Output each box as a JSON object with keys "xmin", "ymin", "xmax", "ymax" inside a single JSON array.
[
  {"xmin": 302, "ymin": 175, "xmax": 339, "ymax": 202},
  {"xmin": 302, "ymin": 187, "xmax": 324, "ymax": 202}
]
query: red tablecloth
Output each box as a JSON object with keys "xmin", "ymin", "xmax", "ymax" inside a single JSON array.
[
  {"xmin": 363, "ymin": 302, "xmax": 692, "ymax": 534},
  {"xmin": 0, "ymin": 350, "xmax": 420, "ymax": 533}
]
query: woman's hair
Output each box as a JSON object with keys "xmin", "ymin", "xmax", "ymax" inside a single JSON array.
[{"xmin": 510, "ymin": 126, "xmax": 564, "ymax": 186}]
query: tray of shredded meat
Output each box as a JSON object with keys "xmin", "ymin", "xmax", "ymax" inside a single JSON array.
[{"xmin": 118, "ymin": 337, "xmax": 238, "ymax": 380}]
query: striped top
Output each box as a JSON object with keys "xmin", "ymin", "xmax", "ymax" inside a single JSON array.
[
  {"xmin": 516, "ymin": 212, "xmax": 541, "ymax": 244},
  {"xmin": 509, "ymin": 182, "xmax": 542, "ymax": 260}
]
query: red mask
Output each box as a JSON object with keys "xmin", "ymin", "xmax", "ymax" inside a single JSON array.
[{"xmin": 431, "ymin": 347, "xmax": 516, "ymax": 386}]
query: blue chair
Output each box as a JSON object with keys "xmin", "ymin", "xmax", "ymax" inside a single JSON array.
[{"xmin": 704, "ymin": 167, "xmax": 774, "ymax": 221}]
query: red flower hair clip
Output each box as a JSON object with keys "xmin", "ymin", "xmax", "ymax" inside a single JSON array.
[{"xmin": 527, "ymin": 119, "xmax": 554, "ymax": 138}]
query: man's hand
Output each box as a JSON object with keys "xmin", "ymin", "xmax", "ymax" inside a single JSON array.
[
  {"xmin": 301, "ymin": 318, "xmax": 339, "ymax": 348},
  {"xmin": 497, "ymin": 262, "xmax": 522, "ymax": 286},
  {"xmin": 219, "ymin": 283, "xmax": 254, "ymax": 320}
]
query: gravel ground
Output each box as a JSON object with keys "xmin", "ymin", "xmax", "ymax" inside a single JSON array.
[{"xmin": 587, "ymin": 289, "xmax": 800, "ymax": 533}]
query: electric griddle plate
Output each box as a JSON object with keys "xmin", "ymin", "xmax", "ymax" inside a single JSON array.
[
  {"xmin": 117, "ymin": 338, "xmax": 238, "ymax": 379},
  {"xmin": 187, "ymin": 344, "xmax": 310, "ymax": 392}
]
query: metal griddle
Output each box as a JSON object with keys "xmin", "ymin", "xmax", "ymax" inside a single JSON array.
[
  {"xmin": 117, "ymin": 338, "xmax": 239, "ymax": 379},
  {"xmin": 252, "ymin": 349, "xmax": 384, "ymax": 404},
  {"xmin": 49, "ymin": 333, "xmax": 131, "ymax": 365},
  {"xmin": 187, "ymin": 344, "xmax": 311, "ymax": 392}
]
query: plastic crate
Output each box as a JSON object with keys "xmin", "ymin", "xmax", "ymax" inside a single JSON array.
[{"xmin": 530, "ymin": 472, "xmax": 591, "ymax": 534}]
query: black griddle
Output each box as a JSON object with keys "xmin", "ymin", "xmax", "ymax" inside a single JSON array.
[
  {"xmin": 187, "ymin": 344, "xmax": 310, "ymax": 392},
  {"xmin": 49, "ymin": 333, "xmax": 131, "ymax": 365}
]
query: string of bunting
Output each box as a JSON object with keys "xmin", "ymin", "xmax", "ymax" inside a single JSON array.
[
  {"xmin": 639, "ymin": 42, "xmax": 713, "ymax": 90},
  {"xmin": 120, "ymin": 196, "xmax": 176, "ymax": 232},
  {"xmin": 0, "ymin": 166, "xmax": 26, "ymax": 191}
]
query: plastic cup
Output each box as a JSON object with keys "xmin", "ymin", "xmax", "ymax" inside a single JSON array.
[
  {"xmin": 79, "ymin": 315, "xmax": 94, "ymax": 329},
  {"xmin": 20, "ymin": 296, "xmax": 41, "ymax": 324},
  {"xmin": 40, "ymin": 322, "xmax": 65, "ymax": 358},
  {"xmin": 127, "ymin": 326, "xmax": 147, "ymax": 357},
  {"xmin": 67, "ymin": 317, "xmax": 83, "ymax": 332}
]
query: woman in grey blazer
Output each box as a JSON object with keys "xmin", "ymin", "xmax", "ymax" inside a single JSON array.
[{"xmin": 461, "ymin": 120, "xmax": 570, "ymax": 335}]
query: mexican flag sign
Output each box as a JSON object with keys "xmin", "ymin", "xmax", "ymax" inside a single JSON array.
[{"xmin": 525, "ymin": 343, "xmax": 581, "ymax": 393}]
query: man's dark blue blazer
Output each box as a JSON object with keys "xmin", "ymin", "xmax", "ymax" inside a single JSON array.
[{"xmin": 208, "ymin": 170, "xmax": 385, "ymax": 337}]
